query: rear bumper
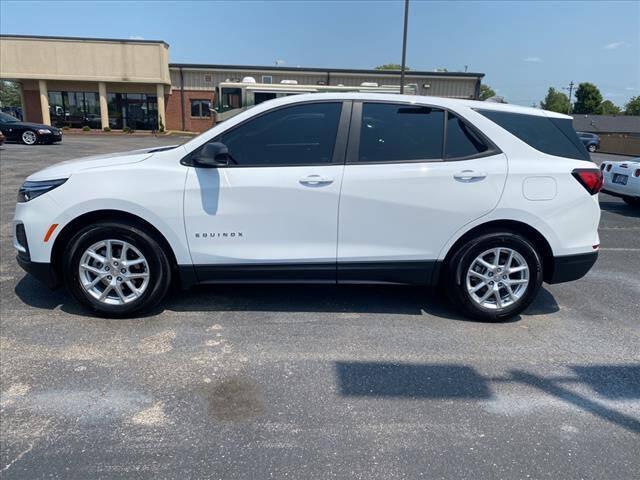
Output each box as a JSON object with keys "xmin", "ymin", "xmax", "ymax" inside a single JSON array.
[
  {"xmin": 547, "ymin": 251, "xmax": 598, "ymax": 284},
  {"xmin": 16, "ymin": 255, "xmax": 60, "ymax": 289},
  {"xmin": 602, "ymin": 188, "xmax": 639, "ymax": 200}
]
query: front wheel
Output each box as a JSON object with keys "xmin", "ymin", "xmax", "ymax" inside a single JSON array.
[
  {"xmin": 587, "ymin": 144, "xmax": 597, "ymax": 153},
  {"xmin": 444, "ymin": 232, "xmax": 544, "ymax": 321},
  {"xmin": 21, "ymin": 130, "xmax": 38, "ymax": 145},
  {"xmin": 63, "ymin": 222, "xmax": 172, "ymax": 317}
]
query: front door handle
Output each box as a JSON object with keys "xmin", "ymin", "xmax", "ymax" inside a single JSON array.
[
  {"xmin": 299, "ymin": 175, "xmax": 334, "ymax": 186},
  {"xmin": 453, "ymin": 170, "xmax": 487, "ymax": 182}
]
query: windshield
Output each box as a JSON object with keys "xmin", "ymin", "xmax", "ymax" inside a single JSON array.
[{"xmin": 0, "ymin": 112, "xmax": 19, "ymax": 123}]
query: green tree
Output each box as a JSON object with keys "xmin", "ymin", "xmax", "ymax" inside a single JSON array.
[
  {"xmin": 375, "ymin": 64, "xmax": 410, "ymax": 70},
  {"xmin": 624, "ymin": 96, "xmax": 640, "ymax": 116},
  {"xmin": 0, "ymin": 81, "xmax": 21, "ymax": 107},
  {"xmin": 599, "ymin": 100, "xmax": 621, "ymax": 115},
  {"xmin": 540, "ymin": 87, "xmax": 570, "ymax": 113},
  {"xmin": 479, "ymin": 84, "xmax": 496, "ymax": 100},
  {"xmin": 573, "ymin": 82, "xmax": 603, "ymax": 114}
]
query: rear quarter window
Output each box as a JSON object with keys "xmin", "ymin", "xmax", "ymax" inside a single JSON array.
[{"xmin": 476, "ymin": 109, "xmax": 590, "ymax": 161}]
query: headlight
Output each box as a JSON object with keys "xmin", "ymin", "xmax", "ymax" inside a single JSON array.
[
  {"xmin": 17, "ymin": 179, "xmax": 67, "ymax": 202},
  {"xmin": 37, "ymin": 128, "xmax": 51, "ymax": 134}
]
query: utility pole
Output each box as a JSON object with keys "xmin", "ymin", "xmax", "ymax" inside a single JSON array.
[
  {"xmin": 564, "ymin": 81, "xmax": 575, "ymax": 115},
  {"xmin": 400, "ymin": 0, "xmax": 409, "ymax": 94}
]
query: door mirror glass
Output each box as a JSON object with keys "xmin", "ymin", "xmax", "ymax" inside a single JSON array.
[{"xmin": 195, "ymin": 142, "xmax": 231, "ymax": 167}]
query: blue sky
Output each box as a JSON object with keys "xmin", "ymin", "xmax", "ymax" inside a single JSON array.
[{"xmin": 1, "ymin": 0, "xmax": 638, "ymax": 107}]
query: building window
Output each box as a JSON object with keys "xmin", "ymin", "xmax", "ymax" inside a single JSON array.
[
  {"xmin": 262, "ymin": 75, "xmax": 273, "ymax": 84},
  {"xmin": 191, "ymin": 99, "xmax": 211, "ymax": 118},
  {"xmin": 107, "ymin": 93, "xmax": 158, "ymax": 130},
  {"xmin": 48, "ymin": 91, "xmax": 101, "ymax": 128},
  {"xmin": 204, "ymin": 74, "xmax": 212, "ymax": 83}
]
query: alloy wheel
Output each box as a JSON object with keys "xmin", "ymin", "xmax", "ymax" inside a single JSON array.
[
  {"xmin": 465, "ymin": 247, "xmax": 530, "ymax": 310},
  {"xmin": 78, "ymin": 239, "xmax": 150, "ymax": 305},
  {"xmin": 22, "ymin": 131, "xmax": 37, "ymax": 145}
]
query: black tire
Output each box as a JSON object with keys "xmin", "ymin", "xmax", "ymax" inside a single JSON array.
[
  {"xmin": 587, "ymin": 144, "xmax": 597, "ymax": 153},
  {"xmin": 623, "ymin": 196, "xmax": 640, "ymax": 207},
  {"xmin": 21, "ymin": 130, "xmax": 38, "ymax": 145},
  {"xmin": 443, "ymin": 231, "xmax": 544, "ymax": 322},
  {"xmin": 62, "ymin": 222, "xmax": 172, "ymax": 318}
]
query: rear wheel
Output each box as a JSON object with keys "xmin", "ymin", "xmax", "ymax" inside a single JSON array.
[
  {"xmin": 21, "ymin": 130, "xmax": 38, "ymax": 145},
  {"xmin": 444, "ymin": 231, "xmax": 544, "ymax": 321},
  {"xmin": 63, "ymin": 222, "xmax": 171, "ymax": 317},
  {"xmin": 623, "ymin": 196, "xmax": 640, "ymax": 207}
]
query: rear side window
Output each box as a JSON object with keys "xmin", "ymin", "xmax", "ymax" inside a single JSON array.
[
  {"xmin": 476, "ymin": 109, "xmax": 590, "ymax": 161},
  {"xmin": 359, "ymin": 103, "xmax": 444, "ymax": 162},
  {"xmin": 445, "ymin": 112, "xmax": 490, "ymax": 159}
]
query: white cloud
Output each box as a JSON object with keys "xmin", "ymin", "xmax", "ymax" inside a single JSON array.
[
  {"xmin": 604, "ymin": 41, "xmax": 628, "ymax": 50},
  {"xmin": 129, "ymin": 35, "xmax": 145, "ymax": 40},
  {"xmin": 625, "ymin": 86, "xmax": 638, "ymax": 91},
  {"xmin": 523, "ymin": 57, "xmax": 542, "ymax": 63}
]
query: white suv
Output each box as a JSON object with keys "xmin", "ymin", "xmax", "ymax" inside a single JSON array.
[{"xmin": 13, "ymin": 93, "xmax": 602, "ymax": 321}]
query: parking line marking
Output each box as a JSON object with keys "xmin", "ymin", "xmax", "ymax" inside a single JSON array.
[{"xmin": 599, "ymin": 248, "xmax": 640, "ymax": 251}]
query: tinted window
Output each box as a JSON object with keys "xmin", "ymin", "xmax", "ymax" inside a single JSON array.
[
  {"xmin": 359, "ymin": 103, "xmax": 444, "ymax": 162},
  {"xmin": 218, "ymin": 102, "xmax": 342, "ymax": 166},
  {"xmin": 445, "ymin": 112, "xmax": 490, "ymax": 159},
  {"xmin": 477, "ymin": 109, "xmax": 589, "ymax": 161}
]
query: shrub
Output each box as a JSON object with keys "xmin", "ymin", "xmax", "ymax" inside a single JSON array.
[
  {"xmin": 102, "ymin": 126, "xmax": 111, "ymax": 132},
  {"xmin": 123, "ymin": 126, "xmax": 131, "ymax": 133},
  {"xmin": 82, "ymin": 126, "xmax": 91, "ymax": 132},
  {"xmin": 62, "ymin": 126, "xmax": 70, "ymax": 131}
]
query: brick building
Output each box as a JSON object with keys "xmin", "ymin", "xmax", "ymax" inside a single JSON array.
[{"xmin": 1, "ymin": 34, "xmax": 485, "ymax": 133}]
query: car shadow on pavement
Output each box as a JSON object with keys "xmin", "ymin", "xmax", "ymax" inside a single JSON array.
[
  {"xmin": 336, "ymin": 361, "xmax": 640, "ymax": 434},
  {"xmin": 599, "ymin": 200, "xmax": 640, "ymax": 218},
  {"xmin": 14, "ymin": 273, "xmax": 559, "ymax": 322},
  {"xmin": 163, "ymin": 282, "xmax": 559, "ymax": 322}
]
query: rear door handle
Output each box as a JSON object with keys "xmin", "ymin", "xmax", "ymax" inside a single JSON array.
[
  {"xmin": 453, "ymin": 170, "xmax": 487, "ymax": 182},
  {"xmin": 299, "ymin": 174, "xmax": 334, "ymax": 186}
]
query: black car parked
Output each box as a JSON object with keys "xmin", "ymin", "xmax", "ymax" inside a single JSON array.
[
  {"xmin": 0, "ymin": 112, "xmax": 62, "ymax": 145},
  {"xmin": 577, "ymin": 131, "xmax": 600, "ymax": 153}
]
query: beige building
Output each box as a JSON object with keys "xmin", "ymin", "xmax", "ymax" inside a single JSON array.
[
  {"xmin": 1, "ymin": 34, "xmax": 170, "ymax": 130},
  {"xmin": 1, "ymin": 34, "xmax": 485, "ymax": 132}
]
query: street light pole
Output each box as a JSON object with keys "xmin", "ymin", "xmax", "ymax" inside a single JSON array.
[{"xmin": 400, "ymin": 0, "xmax": 409, "ymax": 94}]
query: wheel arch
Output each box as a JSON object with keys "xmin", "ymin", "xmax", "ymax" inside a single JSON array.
[
  {"xmin": 51, "ymin": 209, "xmax": 180, "ymax": 281},
  {"xmin": 436, "ymin": 219, "xmax": 555, "ymax": 284}
]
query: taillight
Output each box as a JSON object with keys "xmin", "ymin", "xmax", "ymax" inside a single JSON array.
[
  {"xmin": 606, "ymin": 164, "xmax": 612, "ymax": 172},
  {"xmin": 635, "ymin": 169, "xmax": 640, "ymax": 177},
  {"xmin": 572, "ymin": 168, "xmax": 603, "ymax": 195}
]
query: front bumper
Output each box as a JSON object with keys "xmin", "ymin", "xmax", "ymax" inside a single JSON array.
[
  {"xmin": 41, "ymin": 132, "xmax": 62, "ymax": 143},
  {"xmin": 16, "ymin": 255, "xmax": 60, "ymax": 288},
  {"xmin": 547, "ymin": 251, "xmax": 598, "ymax": 284}
]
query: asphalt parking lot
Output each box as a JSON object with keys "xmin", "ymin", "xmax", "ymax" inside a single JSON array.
[{"xmin": 1, "ymin": 136, "xmax": 638, "ymax": 479}]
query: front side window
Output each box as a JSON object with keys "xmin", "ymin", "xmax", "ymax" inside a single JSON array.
[
  {"xmin": 359, "ymin": 103, "xmax": 444, "ymax": 162},
  {"xmin": 191, "ymin": 99, "xmax": 211, "ymax": 118},
  {"xmin": 217, "ymin": 102, "xmax": 342, "ymax": 166},
  {"xmin": 445, "ymin": 112, "xmax": 490, "ymax": 159},
  {"xmin": 477, "ymin": 109, "xmax": 589, "ymax": 161}
]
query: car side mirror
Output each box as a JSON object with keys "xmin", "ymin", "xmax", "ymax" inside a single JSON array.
[{"xmin": 195, "ymin": 142, "xmax": 231, "ymax": 167}]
